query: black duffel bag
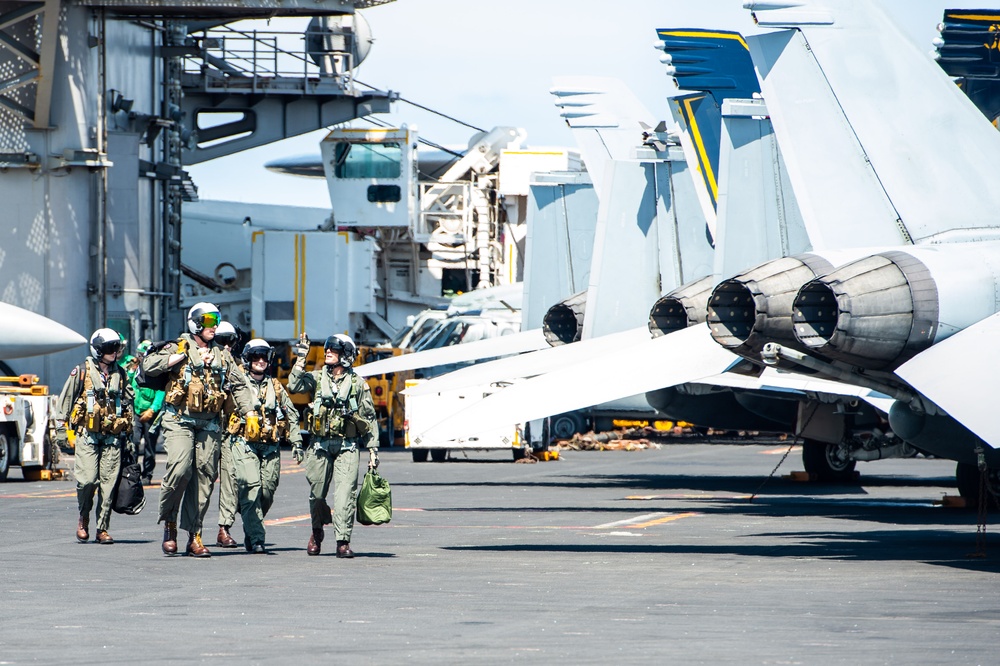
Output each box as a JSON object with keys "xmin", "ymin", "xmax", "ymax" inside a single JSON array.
[{"xmin": 112, "ymin": 448, "xmax": 146, "ymax": 515}]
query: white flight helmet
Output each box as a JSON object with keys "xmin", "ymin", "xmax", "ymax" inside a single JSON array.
[
  {"xmin": 215, "ymin": 321, "xmax": 238, "ymax": 347},
  {"xmin": 90, "ymin": 328, "xmax": 124, "ymax": 360},
  {"xmin": 187, "ymin": 302, "xmax": 221, "ymax": 335},
  {"xmin": 242, "ymin": 338, "xmax": 274, "ymax": 365},
  {"xmin": 324, "ymin": 333, "xmax": 357, "ymax": 367}
]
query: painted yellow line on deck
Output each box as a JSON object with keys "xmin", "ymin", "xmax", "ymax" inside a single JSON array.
[
  {"xmin": 627, "ymin": 512, "xmax": 699, "ymax": 529},
  {"xmin": 265, "ymin": 514, "xmax": 311, "ymax": 526},
  {"xmin": 593, "ymin": 512, "xmax": 699, "ymax": 529},
  {"xmin": 279, "ymin": 467, "xmax": 306, "ymax": 475}
]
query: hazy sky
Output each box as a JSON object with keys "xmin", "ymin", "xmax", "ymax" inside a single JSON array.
[{"xmin": 187, "ymin": 0, "xmax": 959, "ymax": 209}]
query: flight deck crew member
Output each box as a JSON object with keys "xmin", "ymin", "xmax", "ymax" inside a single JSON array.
[
  {"xmin": 141, "ymin": 303, "xmax": 261, "ymax": 558},
  {"xmin": 287, "ymin": 334, "xmax": 378, "ymax": 557},
  {"xmin": 213, "ymin": 321, "xmax": 241, "ymax": 549},
  {"xmin": 130, "ymin": 340, "xmax": 165, "ymax": 486},
  {"xmin": 232, "ymin": 338, "xmax": 302, "ymax": 553},
  {"xmin": 54, "ymin": 329, "xmax": 134, "ymax": 545}
]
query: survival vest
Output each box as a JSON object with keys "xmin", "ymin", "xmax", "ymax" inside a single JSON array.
[
  {"xmin": 228, "ymin": 377, "xmax": 291, "ymax": 443},
  {"xmin": 163, "ymin": 338, "xmax": 229, "ymax": 414},
  {"xmin": 307, "ymin": 370, "xmax": 370, "ymax": 439},
  {"xmin": 70, "ymin": 358, "xmax": 133, "ymax": 436}
]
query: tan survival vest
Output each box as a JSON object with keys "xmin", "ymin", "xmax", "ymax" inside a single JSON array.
[
  {"xmin": 163, "ymin": 340, "xmax": 228, "ymax": 414},
  {"xmin": 70, "ymin": 358, "xmax": 133, "ymax": 436},
  {"xmin": 307, "ymin": 370, "xmax": 370, "ymax": 439},
  {"xmin": 227, "ymin": 377, "xmax": 289, "ymax": 443}
]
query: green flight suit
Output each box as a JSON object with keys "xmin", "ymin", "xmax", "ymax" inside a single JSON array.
[
  {"xmin": 287, "ymin": 361, "xmax": 378, "ymax": 543},
  {"xmin": 54, "ymin": 358, "xmax": 134, "ymax": 532},
  {"xmin": 232, "ymin": 374, "xmax": 302, "ymax": 548},
  {"xmin": 141, "ymin": 333, "xmax": 258, "ymax": 535}
]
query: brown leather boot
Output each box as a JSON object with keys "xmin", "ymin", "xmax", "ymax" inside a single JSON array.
[
  {"xmin": 336, "ymin": 540, "xmax": 354, "ymax": 559},
  {"xmin": 216, "ymin": 525, "xmax": 238, "ymax": 548},
  {"xmin": 307, "ymin": 527, "xmax": 323, "ymax": 556},
  {"xmin": 162, "ymin": 521, "xmax": 178, "ymax": 555},
  {"xmin": 186, "ymin": 532, "xmax": 212, "ymax": 558},
  {"xmin": 95, "ymin": 530, "xmax": 114, "ymax": 545},
  {"xmin": 76, "ymin": 516, "xmax": 89, "ymax": 543}
]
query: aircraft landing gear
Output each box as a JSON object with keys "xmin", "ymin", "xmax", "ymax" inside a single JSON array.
[{"xmin": 802, "ymin": 439, "xmax": 857, "ymax": 483}]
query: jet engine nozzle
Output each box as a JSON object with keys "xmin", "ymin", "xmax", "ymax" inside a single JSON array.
[
  {"xmin": 648, "ymin": 275, "xmax": 714, "ymax": 338},
  {"xmin": 707, "ymin": 254, "xmax": 834, "ymax": 360},
  {"xmin": 791, "ymin": 251, "xmax": 938, "ymax": 371},
  {"xmin": 542, "ymin": 291, "xmax": 587, "ymax": 347}
]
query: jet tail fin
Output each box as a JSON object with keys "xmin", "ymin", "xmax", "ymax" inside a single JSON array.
[
  {"xmin": 746, "ymin": 0, "xmax": 1000, "ymax": 245},
  {"xmin": 550, "ymin": 76, "xmax": 656, "ymax": 194},
  {"xmin": 657, "ymin": 28, "xmax": 760, "ymax": 220}
]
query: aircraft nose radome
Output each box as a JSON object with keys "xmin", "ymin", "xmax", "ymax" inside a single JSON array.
[{"xmin": 0, "ymin": 302, "xmax": 87, "ymax": 359}]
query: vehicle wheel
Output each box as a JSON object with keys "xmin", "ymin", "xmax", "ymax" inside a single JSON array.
[
  {"xmin": 550, "ymin": 412, "xmax": 584, "ymax": 441},
  {"xmin": 512, "ymin": 447, "xmax": 528, "ymax": 461},
  {"xmin": 411, "ymin": 449, "xmax": 429, "ymax": 463},
  {"xmin": 430, "ymin": 448, "xmax": 447, "ymax": 463},
  {"xmin": 802, "ymin": 439, "xmax": 856, "ymax": 483},
  {"xmin": 378, "ymin": 424, "xmax": 392, "ymax": 448},
  {"xmin": 0, "ymin": 429, "xmax": 10, "ymax": 482},
  {"xmin": 956, "ymin": 462, "xmax": 1000, "ymax": 510}
]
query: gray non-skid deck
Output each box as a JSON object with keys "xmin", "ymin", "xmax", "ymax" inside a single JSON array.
[{"xmin": 1, "ymin": 443, "xmax": 998, "ymax": 664}]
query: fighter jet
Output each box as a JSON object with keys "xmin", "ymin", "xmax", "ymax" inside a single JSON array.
[
  {"xmin": 0, "ymin": 302, "xmax": 87, "ymax": 360},
  {"xmin": 422, "ymin": 2, "xmax": 1000, "ymax": 499},
  {"xmin": 416, "ymin": 26, "xmax": 898, "ymax": 478}
]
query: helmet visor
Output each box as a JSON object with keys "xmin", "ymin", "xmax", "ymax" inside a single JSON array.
[
  {"xmin": 245, "ymin": 351, "xmax": 271, "ymax": 364},
  {"xmin": 96, "ymin": 339, "xmax": 124, "ymax": 356},
  {"xmin": 323, "ymin": 336, "xmax": 340, "ymax": 352},
  {"xmin": 214, "ymin": 333, "xmax": 237, "ymax": 347},
  {"xmin": 197, "ymin": 312, "xmax": 221, "ymax": 329}
]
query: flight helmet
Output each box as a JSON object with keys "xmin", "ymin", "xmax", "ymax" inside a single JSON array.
[
  {"xmin": 90, "ymin": 328, "xmax": 124, "ymax": 360},
  {"xmin": 242, "ymin": 338, "xmax": 274, "ymax": 366},
  {"xmin": 324, "ymin": 333, "xmax": 357, "ymax": 367},
  {"xmin": 187, "ymin": 302, "xmax": 221, "ymax": 335},
  {"xmin": 215, "ymin": 321, "xmax": 238, "ymax": 348}
]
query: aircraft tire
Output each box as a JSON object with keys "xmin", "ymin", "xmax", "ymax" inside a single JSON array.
[
  {"xmin": 411, "ymin": 449, "xmax": 429, "ymax": 463},
  {"xmin": 550, "ymin": 412, "xmax": 585, "ymax": 441},
  {"xmin": 955, "ymin": 462, "xmax": 1000, "ymax": 510},
  {"xmin": 0, "ymin": 427, "xmax": 11, "ymax": 481},
  {"xmin": 802, "ymin": 439, "xmax": 856, "ymax": 483},
  {"xmin": 430, "ymin": 448, "xmax": 447, "ymax": 463}
]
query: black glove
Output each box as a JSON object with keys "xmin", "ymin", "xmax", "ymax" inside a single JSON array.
[{"xmin": 294, "ymin": 335, "xmax": 311, "ymax": 359}]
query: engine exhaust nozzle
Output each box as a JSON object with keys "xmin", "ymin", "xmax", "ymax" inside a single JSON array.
[
  {"xmin": 648, "ymin": 276, "xmax": 714, "ymax": 338},
  {"xmin": 707, "ymin": 254, "xmax": 834, "ymax": 360}
]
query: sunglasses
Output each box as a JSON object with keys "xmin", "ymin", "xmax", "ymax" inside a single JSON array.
[{"xmin": 198, "ymin": 312, "xmax": 221, "ymax": 328}]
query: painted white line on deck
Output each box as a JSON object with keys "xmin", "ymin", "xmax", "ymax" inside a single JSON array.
[{"xmin": 591, "ymin": 512, "xmax": 699, "ymax": 529}]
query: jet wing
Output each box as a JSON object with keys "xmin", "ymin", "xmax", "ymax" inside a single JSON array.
[
  {"xmin": 355, "ymin": 328, "xmax": 548, "ymax": 378},
  {"xmin": 0, "ymin": 302, "xmax": 87, "ymax": 359},
  {"xmin": 403, "ymin": 326, "xmax": 652, "ymax": 396},
  {"xmin": 699, "ymin": 368, "xmax": 894, "ymax": 414},
  {"xmin": 420, "ymin": 324, "xmax": 739, "ymax": 442},
  {"xmin": 895, "ymin": 311, "xmax": 1000, "ymax": 448}
]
